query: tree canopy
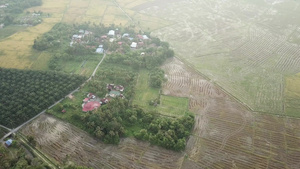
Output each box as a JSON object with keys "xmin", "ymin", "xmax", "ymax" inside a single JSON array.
[{"xmin": 0, "ymin": 68, "xmax": 86, "ymax": 128}]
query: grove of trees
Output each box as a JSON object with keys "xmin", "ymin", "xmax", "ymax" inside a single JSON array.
[
  {"xmin": 0, "ymin": 0, "xmax": 42, "ymax": 26},
  {"xmin": 80, "ymin": 97, "xmax": 194, "ymax": 151},
  {"xmin": 0, "ymin": 139, "xmax": 92, "ymax": 169},
  {"xmin": 66, "ymin": 67, "xmax": 194, "ymax": 151},
  {"xmin": 0, "ymin": 140, "xmax": 50, "ymax": 169},
  {"xmin": 0, "ymin": 68, "xmax": 86, "ymax": 128}
]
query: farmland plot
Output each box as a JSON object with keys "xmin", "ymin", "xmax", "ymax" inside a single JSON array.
[
  {"xmin": 140, "ymin": 0, "xmax": 300, "ymax": 115},
  {"xmin": 162, "ymin": 58, "xmax": 300, "ymax": 168},
  {"xmin": 22, "ymin": 114, "xmax": 183, "ymax": 169}
]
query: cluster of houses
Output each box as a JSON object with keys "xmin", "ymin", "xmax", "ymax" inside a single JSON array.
[
  {"xmin": 82, "ymin": 84, "xmax": 124, "ymax": 112},
  {"xmin": 70, "ymin": 29, "xmax": 93, "ymax": 47},
  {"xmin": 99, "ymin": 29, "xmax": 150, "ymax": 50},
  {"xmin": 70, "ymin": 28, "xmax": 151, "ymax": 54},
  {"xmin": 0, "ymin": 3, "xmax": 8, "ymax": 8}
]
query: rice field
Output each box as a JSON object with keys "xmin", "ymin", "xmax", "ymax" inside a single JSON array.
[
  {"xmin": 143, "ymin": 0, "xmax": 300, "ymax": 116},
  {"xmin": 162, "ymin": 58, "xmax": 300, "ymax": 168},
  {"xmin": 285, "ymin": 73, "xmax": 300, "ymax": 117}
]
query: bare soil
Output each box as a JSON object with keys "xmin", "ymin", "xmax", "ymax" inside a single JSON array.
[
  {"xmin": 162, "ymin": 58, "xmax": 300, "ymax": 168},
  {"xmin": 22, "ymin": 114, "xmax": 183, "ymax": 169}
]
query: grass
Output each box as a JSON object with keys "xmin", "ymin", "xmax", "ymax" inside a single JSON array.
[
  {"xmin": 58, "ymin": 55, "xmax": 102, "ymax": 76},
  {"xmin": 133, "ymin": 70, "xmax": 190, "ymax": 117},
  {"xmin": 124, "ymin": 125, "xmax": 143, "ymax": 137},
  {"xmin": 0, "ymin": 26, "xmax": 27, "ymax": 40},
  {"xmin": 30, "ymin": 52, "xmax": 52, "ymax": 70},
  {"xmin": 47, "ymin": 88, "xmax": 89, "ymax": 130},
  {"xmin": 133, "ymin": 70, "xmax": 160, "ymax": 109},
  {"xmin": 158, "ymin": 95, "xmax": 190, "ymax": 117},
  {"xmin": 285, "ymin": 73, "xmax": 300, "ymax": 117}
]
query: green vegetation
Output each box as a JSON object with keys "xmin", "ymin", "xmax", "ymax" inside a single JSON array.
[
  {"xmin": 32, "ymin": 23, "xmax": 137, "ymax": 74},
  {"xmin": 0, "ymin": 68, "xmax": 86, "ymax": 128},
  {"xmin": 285, "ymin": 73, "xmax": 300, "ymax": 117},
  {"xmin": 159, "ymin": 96, "xmax": 189, "ymax": 117},
  {"xmin": 149, "ymin": 68, "xmax": 165, "ymax": 88},
  {"xmin": 47, "ymin": 31, "xmax": 194, "ymax": 151},
  {"xmin": 133, "ymin": 70, "xmax": 190, "ymax": 117},
  {"xmin": 133, "ymin": 70, "xmax": 160, "ymax": 109},
  {"xmin": 0, "ymin": 138, "xmax": 50, "ymax": 169},
  {"xmin": 0, "ymin": 128, "xmax": 8, "ymax": 138},
  {"xmin": 0, "ymin": 26, "xmax": 27, "ymax": 40},
  {"xmin": 0, "ymin": 137, "xmax": 92, "ymax": 169},
  {"xmin": 0, "ymin": 0, "xmax": 42, "ymax": 26}
]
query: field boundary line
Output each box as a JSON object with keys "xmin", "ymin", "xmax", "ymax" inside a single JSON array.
[
  {"xmin": 174, "ymin": 56, "xmax": 254, "ymax": 112},
  {"xmin": 100, "ymin": 5, "xmax": 109, "ymax": 24},
  {"xmin": 175, "ymin": 56, "xmax": 300, "ymax": 120},
  {"xmin": 112, "ymin": 0, "xmax": 144, "ymax": 32},
  {"xmin": 18, "ymin": 133, "xmax": 59, "ymax": 169}
]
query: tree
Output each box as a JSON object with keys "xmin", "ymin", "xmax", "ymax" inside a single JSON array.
[{"xmin": 27, "ymin": 136, "xmax": 37, "ymax": 147}]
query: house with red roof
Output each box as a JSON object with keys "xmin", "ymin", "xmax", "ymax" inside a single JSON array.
[{"xmin": 82, "ymin": 101, "xmax": 101, "ymax": 112}]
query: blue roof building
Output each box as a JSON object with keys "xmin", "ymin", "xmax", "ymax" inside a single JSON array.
[
  {"xmin": 5, "ymin": 139, "xmax": 12, "ymax": 147},
  {"xmin": 96, "ymin": 48, "xmax": 104, "ymax": 54}
]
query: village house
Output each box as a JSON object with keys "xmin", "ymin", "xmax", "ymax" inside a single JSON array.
[
  {"xmin": 142, "ymin": 35, "xmax": 149, "ymax": 40},
  {"xmin": 5, "ymin": 139, "xmax": 13, "ymax": 147},
  {"xmin": 82, "ymin": 101, "xmax": 101, "ymax": 112},
  {"xmin": 108, "ymin": 30, "xmax": 115, "ymax": 37},
  {"xmin": 101, "ymin": 35, "xmax": 107, "ymax": 39},
  {"xmin": 32, "ymin": 13, "xmax": 40, "ymax": 16},
  {"xmin": 96, "ymin": 45, "xmax": 104, "ymax": 54},
  {"xmin": 122, "ymin": 33, "xmax": 129, "ymax": 38},
  {"xmin": 131, "ymin": 42, "xmax": 137, "ymax": 49},
  {"xmin": 100, "ymin": 98, "xmax": 110, "ymax": 105},
  {"xmin": 79, "ymin": 29, "xmax": 85, "ymax": 34},
  {"xmin": 96, "ymin": 47, "xmax": 104, "ymax": 54},
  {"xmin": 107, "ymin": 90, "xmax": 121, "ymax": 98},
  {"xmin": 81, "ymin": 84, "xmax": 125, "ymax": 112}
]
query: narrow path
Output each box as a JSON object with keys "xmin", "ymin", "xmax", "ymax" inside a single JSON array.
[
  {"xmin": 19, "ymin": 134, "xmax": 58, "ymax": 169},
  {"xmin": 0, "ymin": 125, "xmax": 11, "ymax": 131},
  {"xmin": 0, "ymin": 53, "xmax": 107, "ymax": 142},
  {"xmin": 112, "ymin": 0, "xmax": 144, "ymax": 33}
]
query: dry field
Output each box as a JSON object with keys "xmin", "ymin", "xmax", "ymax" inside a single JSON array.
[
  {"xmin": 140, "ymin": 0, "xmax": 300, "ymax": 115},
  {"xmin": 162, "ymin": 58, "xmax": 300, "ymax": 168},
  {"xmin": 22, "ymin": 58, "xmax": 300, "ymax": 168}
]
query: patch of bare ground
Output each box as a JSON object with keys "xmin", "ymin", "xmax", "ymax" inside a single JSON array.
[
  {"xmin": 21, "ymin": 114, "xmax": 183, "ymax": 169},
  {"xmin": 162, "ymin": 57, "xmax": 300, "ymax": 168}
]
